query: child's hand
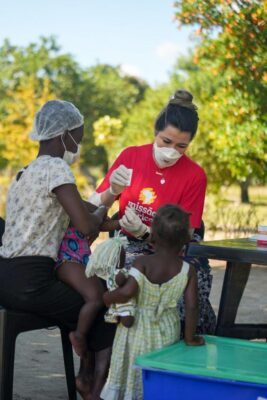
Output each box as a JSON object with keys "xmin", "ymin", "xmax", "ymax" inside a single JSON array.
[
  {"xmin": 103, "ymin": 291, "xmax": 111, "ymax": 307},
  {"xmin": 115, "ymin": 271, "xmax": 127, "ymax": 287},
  {"xmin": 185, "ymin": 336, "xmax": 205, "ymax": 346},
  {"xmin": 87, "ymin": 229, "xmax": 100, "ymax": 245}
]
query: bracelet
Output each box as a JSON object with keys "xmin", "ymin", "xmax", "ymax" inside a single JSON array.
[
  {"xmin": 140, "ymin": 230, "xmax": 150, "ymax": 240},
  {"xmin": 137, "ymin": 226, "xmax": 150, "ymax": 240}
]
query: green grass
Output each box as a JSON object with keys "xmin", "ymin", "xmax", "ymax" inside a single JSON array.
[{"xmin": 203, "ymin": 186, "xmax": 267, "ymax": 239}]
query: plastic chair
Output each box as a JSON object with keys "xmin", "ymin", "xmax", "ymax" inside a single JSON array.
[
  {"xmin": 0, "ymin": 218, "xmax": 4, "ymax": 247},
  {"xmin": 0, "ymin": 218, "xmax": 77, "ymax": 400},
  {"xmin": 0, "ymin": 307, "xmax": 77, "ymax": 400}
]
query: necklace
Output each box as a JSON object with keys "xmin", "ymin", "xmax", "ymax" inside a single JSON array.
[{"xmin": 155, "ymin": 171, "xmax": 165, "ymax": 185}]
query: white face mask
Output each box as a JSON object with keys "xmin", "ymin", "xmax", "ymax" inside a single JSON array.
[
  {"xmin": 153, "ymin": 142, "xmax": 182, "ymax": 168},
  {"xmin": 61, "ymin": 133, "xmax": 81, "ymax": 165}
]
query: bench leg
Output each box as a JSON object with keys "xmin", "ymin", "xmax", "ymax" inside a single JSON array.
[
  {"xmin": 60, "ymin": 329, "xmax": 77, "ymax": 400},
  {"xmin": 216, "ymin": 261, "xmax": 251, "ymax": 337}
]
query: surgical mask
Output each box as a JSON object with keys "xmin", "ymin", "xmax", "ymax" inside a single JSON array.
[
  {"xmin": 61, "ymin": 133, "xmax": 81, "ymax": 165},
  {"xmin": 153, "ymin": 142, "xmax": 182, "ymax": 168}
]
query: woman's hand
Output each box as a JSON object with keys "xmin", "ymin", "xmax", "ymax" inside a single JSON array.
[
  {"xmin": 109, "ymin": 165, "xmax": 131, "ymax": 195},
  {"xmin": 119, "ymin": 207, "xmax": 150, "ymax": 239},
  {"xmin": 185, "ymin": 336, "xmax": 205, "ymax": 346}
]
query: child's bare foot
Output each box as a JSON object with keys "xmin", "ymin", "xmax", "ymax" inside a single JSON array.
[
  {"xmin": 76, "ymin": 375, "xmax": 93, "ymax": 400},
  {"xmin": 69, "ymin": 331, "xmax": 87, "ymax": 357}
]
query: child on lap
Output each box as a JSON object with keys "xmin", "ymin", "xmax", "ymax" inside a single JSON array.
[
  {"xmin": 56, "ymin": 204, "xmax": 122, "ymax": 357},
  {"xmin": 101, "ymin": 204, "xmax": 205, "ymax": 400}
]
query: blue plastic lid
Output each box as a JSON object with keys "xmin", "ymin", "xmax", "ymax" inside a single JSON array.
[{"xmin": 135, "ymin": 335, "xmax": 267, "ymax": 385}]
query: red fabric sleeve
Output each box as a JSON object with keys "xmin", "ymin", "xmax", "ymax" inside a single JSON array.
[{"xmin": 180, "ymin": 172, "xmax": 207, "ymax": 229}]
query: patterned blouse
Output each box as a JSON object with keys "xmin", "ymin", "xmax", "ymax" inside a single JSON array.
[{"xmin": 0, "ymin": 155, "xmax": 75, "ymax": 261}]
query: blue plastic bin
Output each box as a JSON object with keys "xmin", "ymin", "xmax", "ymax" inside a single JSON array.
[{"xmin": 135, "ymin": 335, "xmax": 267, "ymax": 400}]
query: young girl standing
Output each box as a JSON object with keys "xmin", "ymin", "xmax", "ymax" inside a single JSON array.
[{"xmin": 101, "ymin": 204, "xmax": 205, "ymax": 400}]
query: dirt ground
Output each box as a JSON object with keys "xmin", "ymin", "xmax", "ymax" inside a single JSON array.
[{"xmin": 12, "ymin": 261, "xmax": 267, "ymax": 400}]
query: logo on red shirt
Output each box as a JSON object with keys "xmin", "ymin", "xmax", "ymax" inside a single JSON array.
[{"xmin": 138, "ymin": 188, "xmax": 157, "ymax": 205}]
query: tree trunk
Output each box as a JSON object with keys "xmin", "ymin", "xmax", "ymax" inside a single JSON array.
[{"xmin": 240, "ymin": 180, "xmax": 250, "ymax": 203}]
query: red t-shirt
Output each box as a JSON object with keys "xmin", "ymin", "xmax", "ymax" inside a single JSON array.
[{"xmin": 97, "ymin": 144, "xmax": 207, "ymax": 229}]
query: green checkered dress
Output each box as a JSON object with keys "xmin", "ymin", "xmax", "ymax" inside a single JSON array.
[{"xmin": 101, "ymin": 261, "xmax": 190, "ymax": 400}]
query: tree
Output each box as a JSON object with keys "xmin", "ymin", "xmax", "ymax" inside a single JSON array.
[
  {"xmin": 170, "ymin": 56, "xmax": 267, "ymax": 202},
  {"xmin": 0, "ymin": 37, "xmax": 84, "ymax": 105},
  {"xmin": 0, "ymin": 37, "xmax": 149, "ymax": 174},
  {"xmin": 119, "ymin": 85, "xmax": 179, "ymax": 149},
  {"xmin": 93, "ymin": 116, "xmax": 123, "ymax": 164},
  {"xmin": 173, "ymin": 1, "xmax": 267, "ymax": 202},
  {"xmin": 174, "ymin": 0, "xmax": 267, "ymax": 109},
  {"xmin": 81, "ymin": 64, "xmax": 149, "ymax": 169},
  {"xmin": 0, "ymin": 77, "xmax": 54, "ymax": 169}
]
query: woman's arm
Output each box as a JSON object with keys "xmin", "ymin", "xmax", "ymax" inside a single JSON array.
[
  {"xmin": 83, "ymin": 200, "xmax": 98, "ymax": 213},
  {"xmin": 100, "ymin": 188, "xmax": 119, "ymax": 207},
  {"xmin": 53, "ymin": 184, "xmax": 106, "ymax": 236},
  {"xmin": 103, "ymin": 276, "xmax": 138, "ymax": 306},
  {"xmin": 100, "ymin": 219, "xmax": 120, "ymax": 232},
  {"xmin": 184, "ymin": 265, "xmax": 205, "ymax": 346},
  {"xmin": 83, "ymin": 200, "xmax": 120, "ymax": 232}
]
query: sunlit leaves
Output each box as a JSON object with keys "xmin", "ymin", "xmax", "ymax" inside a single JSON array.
[
  {"xmin": 0, "ymin": 77, "xmax": 54, "ymax": 169},
  {"xmin": 174, "ymin": 0, "xmax": 267, "ymax": 101},
  {"xmin": 93, "ymin": 116, "xmax": 123, "ymax": 162}
]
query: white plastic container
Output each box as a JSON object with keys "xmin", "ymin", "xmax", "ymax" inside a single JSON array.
[{"xmin": 257, "ymin": 225, "xmax": 267, "ymax": 247}]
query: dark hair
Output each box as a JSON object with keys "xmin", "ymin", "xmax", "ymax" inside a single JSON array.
[
  {"xmin": 151, "ymin": 204, "xmax": 191, "ymax": 250},
  {"xmin": 154, "ymin": 89, "xmax": 199, "ymax": 140}
]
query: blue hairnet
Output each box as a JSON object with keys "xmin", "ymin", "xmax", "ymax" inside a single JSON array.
[{"xmin": 29, "ymin": 100, "xmax": 84, "ymax": 141}]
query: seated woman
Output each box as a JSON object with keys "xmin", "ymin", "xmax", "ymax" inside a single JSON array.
[{"xmin": 0, "ymin": 100, "xmax": 115, "ymax": 399}]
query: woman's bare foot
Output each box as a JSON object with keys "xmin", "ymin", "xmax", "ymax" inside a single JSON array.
[
  {"xmin": 76, "ymin": 374, "xmax": 93, "ymax": 400},
  {"xmin": 69, "ymin": 330, "xmax": 87, "ymax": 357}
]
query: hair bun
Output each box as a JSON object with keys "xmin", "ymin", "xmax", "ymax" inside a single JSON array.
[{"xmin": 168, "ymin": 89, "xmax": 197, "ymax": 111}]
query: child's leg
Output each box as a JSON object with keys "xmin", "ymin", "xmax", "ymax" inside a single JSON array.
[
  {"xmin": 91, "ymin": 346, "xmax": 112, "ymax": 399},
  {"xmin": 57, "ymin": 262, "xmax": 104, "ymax": 356},
  {"xmin": 76, "ymin": 352, "xmax": 95, "ymax": 400}
]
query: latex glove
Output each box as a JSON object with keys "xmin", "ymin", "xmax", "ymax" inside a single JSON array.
[
  {"xmin": 119, "ymin": 206, "xmax": 150, "ymax": 238},
  {"xmin": 109, "ymin": 165, "xmax": 130, "ymax": 196}
]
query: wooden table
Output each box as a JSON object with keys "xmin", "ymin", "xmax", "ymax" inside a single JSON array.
[{"xmin": 188, "ymin": 238, "xmax": 267, "ymax": 339}]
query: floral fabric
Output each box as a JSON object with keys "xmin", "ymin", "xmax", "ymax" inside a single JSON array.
[
  {"xmin": 0, "ymin": 155, "xmax": 75, "ymax": 260},
  {"xmin": 56, "ymin": 227, "xmax": 91, "ymax": 267}
]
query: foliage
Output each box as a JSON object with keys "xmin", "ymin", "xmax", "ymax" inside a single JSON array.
[
  {"xmin": 119, "ymin": 84, "xmax": 179, "ymax": 148},
  {"xmin": 90, "ymin": 84, "xmax": 179, "ymax": 162},
  {"xmin": 172, "ymin": 0, "xmax": 267, "ymax": 202},
  {"xmin": 0, "ymin": 37, "xmax": 149, "ymax": 171},
  {"xmin": 204, "ymin": 186, "xmax": 267, "ymax": 238},
  {"xmin": 93, "ymin": 116, "xmax": 123, "ymax": 163},
  {"xmin": 0, "ymin": 77, "xmax": 54, "ymax": 169},
  {"xmin": 174, "ymin": 0, "xmax": 267, "ymax": 109},
  {"xmin": 81, "ymin": 64, "xmax": 148, "ymax": 168}
]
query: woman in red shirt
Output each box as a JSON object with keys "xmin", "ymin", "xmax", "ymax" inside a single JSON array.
[{"xmin": 90, "ymin": 89, "xmax": 216, "ymax": 337}]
